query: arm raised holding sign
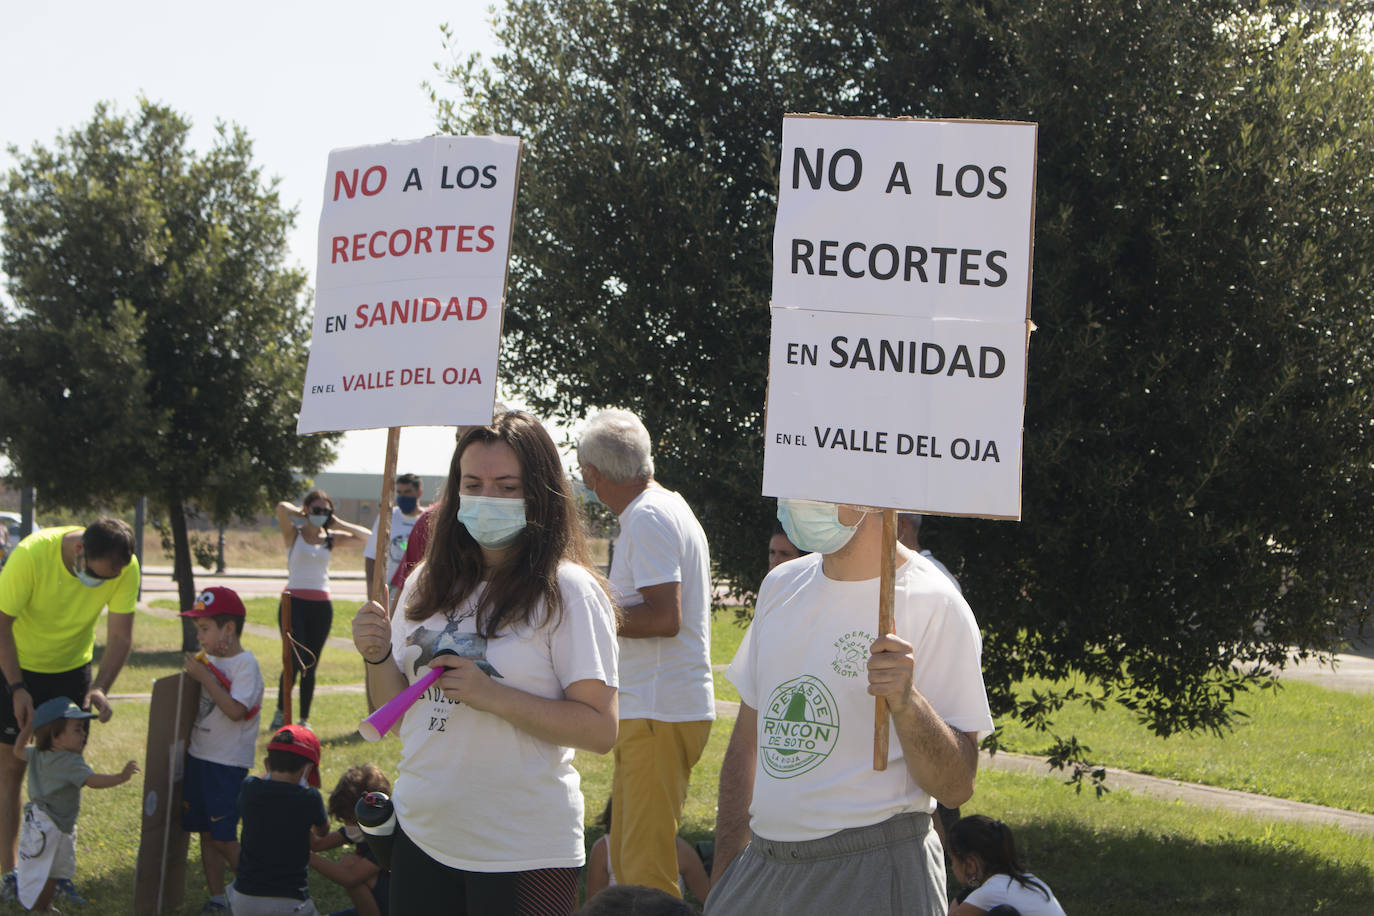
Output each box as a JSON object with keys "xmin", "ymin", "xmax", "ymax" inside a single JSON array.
[{"xmin": 707, "ymin": 498, "xmax": 992, "ymax": 916}]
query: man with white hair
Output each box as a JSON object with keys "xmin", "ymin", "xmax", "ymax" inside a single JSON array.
[{"xmin": 578, "ymin": 408, "xmax": 714, "ymax": 899}]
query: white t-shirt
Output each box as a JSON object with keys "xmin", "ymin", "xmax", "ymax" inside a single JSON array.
[
  {"xmin": 610, "ymin": 486, "xmax": 714, "ymax": 721},
  {"xmin": 285, "ymin": 537, "xmax": 331, "ymax": 593},
  {"xmin": 919, "ymin": 549, "xmax": 962, "ymax": 594},
  {"xmin": 188, "ymin": 649, "xmax": 264, "ymax": 769},
  {"xmin": 388, "ymin": 562, "xmax": 618, "ymax": 871},
  {"xmin": 726, "ymin": 552, "xmax": 993, "ymax": 842},
  {"xmin": 365, "ymin": 507, "xmax": 423, "ymax": 584},
  {"xmin": 964, "ymin": 874, "xmax": 1066, "ymax": 916}
]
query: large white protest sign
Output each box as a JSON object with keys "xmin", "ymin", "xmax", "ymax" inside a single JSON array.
[
  {"xmin": 297, "ymin": 135, "xmax": 521, "ymax": 434},
  {"xmin": 763, "ymin": 116, "xmax": 1036, "ymax": 519}
]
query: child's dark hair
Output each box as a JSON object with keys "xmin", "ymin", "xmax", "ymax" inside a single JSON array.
[
  {"xmin": 266, "ymin": 748, "xmax": 311, "ymax": 775},
  {"xmin": 33, "ymin": 718, "xmax": 80, "ymax": 752},
  {"xmin": 946, "ymin": 815, "xmax": 1050, "ymax": 901},
  {"xmin": 328, "ymin": 764, "xmax": 391, "ymax": 822},
  {"xmin": 574, "ymin": 885, "xmax": 696, "ymax": 916},
  {"xmin": 211, "ymin": 613, "xmax": 244, "ymax": 636}
]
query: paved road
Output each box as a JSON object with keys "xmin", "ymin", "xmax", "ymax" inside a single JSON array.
[{"xmin": 139, "ymin": 565, "xmax": 370, "ymax": 603}]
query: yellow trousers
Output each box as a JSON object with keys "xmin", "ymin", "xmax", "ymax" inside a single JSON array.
[{"xmin": 608, "ymin": 718, "xmax": 713, "ymax": 897}]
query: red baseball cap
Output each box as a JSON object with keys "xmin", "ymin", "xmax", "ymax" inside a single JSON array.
[
  {"xmin": 268, "ymin": 724, "xmax": 322, "ymax": 786},
  {"xmin": 179, "ymin": 586, "xmax": 246, "ymax": 619}
]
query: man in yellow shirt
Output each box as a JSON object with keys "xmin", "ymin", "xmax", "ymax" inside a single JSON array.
[{"xmin": 0, "ymin": 518, "xmax": 138, "ymax": 885}]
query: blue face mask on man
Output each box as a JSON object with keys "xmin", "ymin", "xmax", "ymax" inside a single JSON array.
[
  {"xmin": 396, "ymin": 496, "xmax": 419, "ymax": 515},
  {"xmin": 457, "ymin": 495, "xmax": 528, "ymax": 549},
  {"xmin": 776, "ymin": 498, "xmax": 865, "ymax": 555}
]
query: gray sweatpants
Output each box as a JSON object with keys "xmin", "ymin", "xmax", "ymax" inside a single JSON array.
[{"xmin": 705, "ymin": 813, "xmax": 945, "ymax": 916}]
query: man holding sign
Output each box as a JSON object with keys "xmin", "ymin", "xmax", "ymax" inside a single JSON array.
[{"xmin": 707, "ymin": 498, "xmax": 991, "ymax": 916}]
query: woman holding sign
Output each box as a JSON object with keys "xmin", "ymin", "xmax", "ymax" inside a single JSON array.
[
  {"xmin": 351, "ymin": 411, "xmax": 619, "ymax": 916},
  {"xmin": 272, "ymin": 490, "xmax": 369, "ymax": 729}
]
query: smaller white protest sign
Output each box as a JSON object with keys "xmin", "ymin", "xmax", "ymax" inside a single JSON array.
[
  {"xmin": 298, "ymin": 135, "xmax": 521, "ymax": 434},
  {"xmin": 763, "ymin": 307, "xmax": 1027, "ymax": 518}
]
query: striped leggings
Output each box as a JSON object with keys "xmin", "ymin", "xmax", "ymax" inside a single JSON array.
[{"xmin": 389, "ymin": 823, "xmax": 579, "ymax": 915}]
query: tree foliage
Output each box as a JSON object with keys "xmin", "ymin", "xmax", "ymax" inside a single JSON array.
[
  {"xmin": 435, "ymin": 1, "xmax": 1374, "ymax": 756},
  {"xmin": 0, "ymin": 100, "xmax": 336, "ymax": 629}
]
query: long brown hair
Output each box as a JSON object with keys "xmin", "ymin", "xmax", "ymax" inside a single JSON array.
[{"xmin": 406, "ymin": 411, "xmax": 608, "ymax": 636}]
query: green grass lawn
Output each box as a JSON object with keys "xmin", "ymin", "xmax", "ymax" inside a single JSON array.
[
  {"xmin": 711, "ymin": 606, "xmax": 748, "ymax": 706},
  {"xmin": 58, "ymin": 692, "xmax": 1374, "ymax": 915},
  {"xmin": 150, "ymin": 595, "xmax": 357, "ymax": 644},
  {"xmin": 955, "ymin": 767, "xmax": 1374, "ymax": 913},
  {"xmin": 56, "ymin": 604, "xmax": 1370, "ymax": 913},
  {"xmin": 996, "ymin": 676, "xmax": 1374, "ymax": 813}
]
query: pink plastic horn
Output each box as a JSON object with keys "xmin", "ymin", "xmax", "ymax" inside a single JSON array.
[{"xmin": 358, "ymin": 652, "xmax": 454, "ymax": 742}]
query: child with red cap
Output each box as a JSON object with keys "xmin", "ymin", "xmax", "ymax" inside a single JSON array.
[
  {"xmin": 179, "ymin": 586, "xmax": 264, "ymax": 915},
  {"xmin": 229, "ymin": 724, "xmax": 329, "ymax": 914}
]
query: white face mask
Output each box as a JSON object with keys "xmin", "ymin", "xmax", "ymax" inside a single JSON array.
[
  {"xmin": 73, "ymin": 554, "xmax": 108, "ymax": 588},
  {"xmin": 457, "ymin": 495, "xmax": 528, "ymax": 549},
  {"xmin": 776, "ymin": 498, "xmax": 864, "ymax": 555}
]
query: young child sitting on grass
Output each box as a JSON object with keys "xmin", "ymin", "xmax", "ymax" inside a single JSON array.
[
  {"xmin": 179, "ymin": 586, "xmax": 264, "ymax": 915},
  {"xmin": 585, "ymin": 798, "xmax": 710, "ymax": 904},
  {"xmin": 309, "ymin": 763, "xmax": 392, "ymax": 916},
  {"xmin": 14, "ymin": 697, "xmax": 138, "ymax": 913},
  {"xmin": 229, "ymin": 725, "xmax": 329, "ymax": 916}
]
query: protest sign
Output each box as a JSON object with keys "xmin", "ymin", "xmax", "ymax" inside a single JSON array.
[
  {"xmin": 296, "ymin": 135, "xmax": 521, "ymax": 602},
  {"xmin": 133, "ymin": 673, "xmax": 199, "ymax": 915},
  {"xmin": 297, "ymin": 135, "xmax": 522, "ymax": 435},
  {"xmin": 764, "ymin": 115, "xmax": 1036, "ymax": 520}
]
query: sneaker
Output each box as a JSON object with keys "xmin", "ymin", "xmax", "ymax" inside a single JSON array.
[
  {"xmin": 55, "ymin": 877, "xmax": 88, "ymax": 904},
  {"xmin": 198, "ymin": 899, "xmax": 230, "ymax": 914},
  {"xmin": 299, "ymin": 719, "xmax": 310, "ymax": 731},
  {"xmin": 269, "ymin": 707, "xmax": 283, "ymax": 731},
  {"xmin": 0, "ymin": 870, "xmax": 15, "ymax": 902}
]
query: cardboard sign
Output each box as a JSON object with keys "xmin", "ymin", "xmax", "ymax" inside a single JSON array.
[
  {"xmin": 133, "ymin": 673, "xmax": 200, "ymax": 915},
  {"xmin": 764, "ymin": 116, "xmax": 1037, "ymax": 518},
  {"xmin": 297, "ymin": 135, "xmax": 522, "ymax": 434}
]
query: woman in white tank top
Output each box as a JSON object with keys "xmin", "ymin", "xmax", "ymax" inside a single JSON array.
[{"xmin": 271, "ymin": 490, "xmax": 368, "ymax": 728}]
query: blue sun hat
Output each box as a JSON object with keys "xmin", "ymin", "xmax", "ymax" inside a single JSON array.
[{"xmin": 32, "ymin": 697, "xmax": 97, "ymax": 730}]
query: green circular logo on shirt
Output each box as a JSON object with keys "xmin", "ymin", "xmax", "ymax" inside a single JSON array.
[{"xmin": 760, "ymin": 675, "xmax": 840, "ymax": 779}]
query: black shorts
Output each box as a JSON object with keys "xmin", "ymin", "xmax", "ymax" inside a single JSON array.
[{"xmin": 0, "ymin": 664, "xmax": 92, "ymax": 745}]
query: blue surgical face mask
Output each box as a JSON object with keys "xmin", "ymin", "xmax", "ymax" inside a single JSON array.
[
  {"xmin": 73, "ymin": 555, "xmax": 107, "ymax": 588},
  {"xmin": 777, "ymin": 498, "xmax": 864, "ymax": 555},
  {"xmin": 457, "ymin": 495, "xmax": 528, "ymax": 549},
  {"xmin": 396, "ymin": 496, "xmax": 418, "ymax": 515},
  {"xmin": 307, "ymin": 508, "xmax": 332, "ymax": 527}
]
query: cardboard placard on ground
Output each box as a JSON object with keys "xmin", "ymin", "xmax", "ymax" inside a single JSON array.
[
  {"xmin": 297, "ymin": 135, "xmax": 522, "ymax": 435},
  {"xmin": 133, "ymin": 673, "xmax": 200, "ymax": 915},
  {"xmin": 763, "ymin": 115, "xmax": 1037, "ymax": 519}
]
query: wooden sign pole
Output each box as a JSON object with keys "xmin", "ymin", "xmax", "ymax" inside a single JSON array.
[
  {"xmin": 371, "ymin": 427, "xmax": 402, "ymax": 606},
  {"xmin": 279, "ymin": 592, "xmax": 293, "ymax": 725},
  {"xmin": 873, "ymin": 508, "xmax": 898, "ymax": 771}
]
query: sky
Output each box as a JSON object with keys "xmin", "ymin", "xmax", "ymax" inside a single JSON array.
[{"xmin": 2, "ymin": 0, "xmax": 510, "ymax": 475}]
